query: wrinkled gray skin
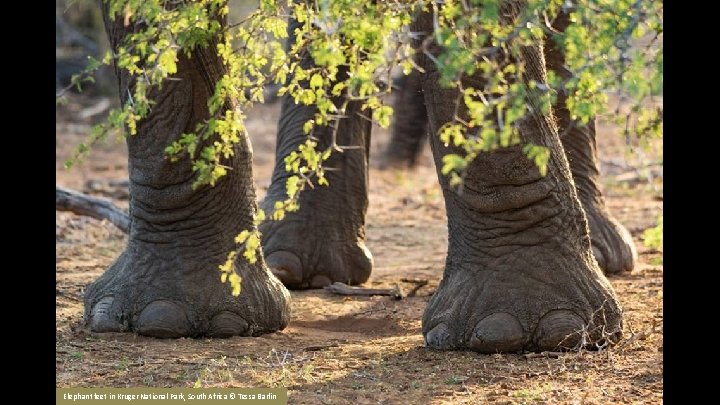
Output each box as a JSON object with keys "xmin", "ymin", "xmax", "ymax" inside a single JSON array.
[
  {"xmin": 84, "ymin": 6, "xmax": 290, "ymax": 338},
  {"xmin": 262, "ymin": 6, "xmax": 622, "ymax": 352},
  {"xmin": 542, "ymin": 12, "xmax": 637, "ymax": 275},
  {"xmin": 85, "ymin": 3, "xmax": 623, "ymax": 352},
  {"xmin": 258, "ymin": 17, "xmax": 374, "ymax": 290},
  {"xmin": 414, "ymin": 7, "xmax": 621, "ymax": 352},
  {"xmin": 381, "ymin": 13, "xmax": 636, "ymax": 275}
]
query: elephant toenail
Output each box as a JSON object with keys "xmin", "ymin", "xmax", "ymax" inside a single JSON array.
[
  {"xmin": 469, "ymin": 313, "xmax": 525, "ymax": 353},
  {"xmin": 425, "ymin": 323, "xmax": 453, "ymax": 349},
  {"xmin": 208, "ymin": 311, "xmax": 249, "ymax": 338},
  {"xmin": 136, "ymin": 301, "xmax": 191, "ymax": 338},
  {"xmin": 266, "ymin": 251, "xmax": 303, "ymax": 286},
  {"xmin": 309, "ymin": 274, "xmax": 332, "ymax": 288},
  {"xmin": 88, "ymin": 296, "xmax": 125, "ymax": 333},
  {"xmin": 533, "ymin": 310, "xmax": 586, "ymax": 351}
]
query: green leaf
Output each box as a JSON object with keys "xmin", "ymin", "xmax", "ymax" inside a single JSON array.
[
  {"xmin": 303, "ymin": 120, "xmax": 314, "ymax": 134},
  {"xmin": 310, "ymin": 74, "xmax": 323, "ymax": 90},
  {"xmin": 235, "ymin": 230, "xmax": 250, "ymax": 244},
  {"xmin": 159, "ymin": 50, "xmax": 177, "ymax": 75},
  {"xmin": 441, "ymin": 154, "xmax": 467, "ymax": 175},
  {"xmin": 286, "ymin": 175, "xmax": 300, "ymax": 198},
  {"xmin": 522, "ymin": 144, "xmax": 550, "ymax": 177}
]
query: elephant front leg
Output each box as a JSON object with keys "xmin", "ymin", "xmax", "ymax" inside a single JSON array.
[
  {"xmin": 259, "ymin": 18, "xmax": 373, "ymax": 289},
  {"xmin": 543, "ymin": 11, "xmax": 637, "ymax": 274},
  {"xmin": 84, "ymin": 7, "xmax": 290, "ymax": 338},
  {"xmin": 415, "ymin": 12, "xmax": 623, "ymax": 353},
  {"xmin": 380, "ymin": 68, "xmax": 428, "ymax": 168},
  {"xmin": 555, "ymin": 115, "xmax": 637, "ymax": 275}
]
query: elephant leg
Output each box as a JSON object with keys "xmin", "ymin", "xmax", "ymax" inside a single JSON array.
[
  {"xmin": 415, "ymin": 11, "xmax": 623, "ymax": 353},
  {"xmin": 380, "ymin": 68, "xmax": 428, "ymax": 168},
  {"xmin": 544, "ymin": 12, "xmax": 637, "ymax": 274},
  {"xmin": 259, "ymin": 17, "xmax": 373, "ymax": 289},
  {"xmin": 84, "ymin": 5, "xmax": 290, "ymax": 338}
]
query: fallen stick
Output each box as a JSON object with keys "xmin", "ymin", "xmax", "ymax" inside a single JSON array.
[
  {"xmin": 400, "ymin": 278, "xmax": 429, "ymax": 297},
  {"xmin": 523, "ymin": 351, "xmax": 565, "ymax": 359},
  {"xmin": 324, "ymin": 282, "xmax": 405, "ymax": 300},
  {"xmin": 85, "ymin": 179, "xmax": 130, "ymax": 200},
  {"xmin": 615, "ymin": 319, "xmax": 662, "ymax": 349},
  {"xmin": 56, "ymin": 185, "xmax": 129, "ymax": 233},
  {"xmin": 303, "ymin": 343, "xmax": 340, "ymax": 352}
]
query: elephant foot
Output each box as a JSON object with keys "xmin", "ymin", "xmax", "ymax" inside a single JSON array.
[
  {"xmin": 259, "ymin": 216, "xmax": 373, "ymax": 289},
  {"xmin": 419, "ymin": 143, "xmax": 623, "ymax": 353},
  {"xmin": 423, "ymin": 251, "xmax": 623, "ymax": 353},
  {"xmin": 378, "ymin": 135, "xmax": 424, "ymax": 169},
  {"xmin": 265, "ymin": 80, "xmax": 372, "ymax": 289},
  {"xmin": 584, "ymin": 200, "xmax": 637, "ymax": 275},
  {"xmin": 412, "ymin": 12, "xmax": 624, "ymax": 352},
  {"xmin": 84, "ymin": 246, "xmax": 291, "ymax": 338}
]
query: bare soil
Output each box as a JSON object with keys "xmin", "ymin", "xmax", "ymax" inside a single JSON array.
[{"xmin": 56, "ymin": 94, "xmax": 663, "ymax": 404}]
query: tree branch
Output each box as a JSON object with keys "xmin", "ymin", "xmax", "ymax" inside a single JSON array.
[{"xmin": 56, "ymin": 186, "xmax": 129, "ymax": 233}]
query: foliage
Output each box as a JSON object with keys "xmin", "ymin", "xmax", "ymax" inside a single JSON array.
[
  {"xmin": 59, "ymin": 0, "xmax": 663, "ymax": 295},
  {"xmin": 642, "ymin": 214, "xmax": 662, "ymax": 251}
]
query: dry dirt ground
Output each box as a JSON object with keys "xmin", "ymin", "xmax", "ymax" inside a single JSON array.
[{"xmin": 56, "ymin": 94, "xmax": 663, "ymax": 404}]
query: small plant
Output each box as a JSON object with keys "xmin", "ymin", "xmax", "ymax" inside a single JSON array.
[
  {"xmin": 115, "ymin": 358, "xmax": 130, "ymax": 371},
  {"xmin": 511, "ymin": 383, "xmax": 553, "ymax": 403},
  {"xmin": 445, "ymin": 375, "xmax": 464, "ymax": 385},
  {"xmin": 143, "ymin": 374, "xmax": 155, "ymax": 385},
  {"xmin": 174, "ymin": 369, "xmax": 189, "ymax": 382},
  {"xmin": 300, "ymin": 364, "xmax": 315, "ymax": 383},
  {"xmin": 642, "ymin": 214, "xmax": 663, "ymax": 250},
  {"xmin": 193, "ymin": 368, "xmax": 209, "ymax": 388}
]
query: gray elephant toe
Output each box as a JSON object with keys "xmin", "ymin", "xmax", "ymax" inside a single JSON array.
[
  {"xmin": 88, "ymin": 296, "xmax": 126, "ymax": 333},
  {"xmin": 266, "ymin": 251, "xmax": 303, "ymax": 286},
  {"xmin": 136, "ymin": 301, "xmax": 191, "ymax": 338},
  {"xmin": 425, "ymin": 323, "xmax": 453, "ymax": 350},
  {"xmin": 309, "ymin": 275, "xmax": 332, "ymax": 288},
  {"xmin": 590, "ymin": 215, "xmax": 637, "ymax": 275},
  {"xmin": 533, "ymin": 310, "xmax": 586, "ymax": 351},
  {"xmin": 208, "ymin": 311, "xmax": 249, "ymax": 338},
  {"xmin": 469, "ymin": 313, "xmax": 525, "ymax": 353}
]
